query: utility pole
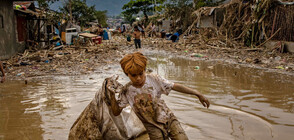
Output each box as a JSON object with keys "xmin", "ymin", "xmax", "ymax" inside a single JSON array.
[
  {"xmin": 153, "ymin": 0, "xmax": 156, "ymax": 13},
  {"xmin": 69, "ymin": 0, "xmax": 72, "ymax": 25}
]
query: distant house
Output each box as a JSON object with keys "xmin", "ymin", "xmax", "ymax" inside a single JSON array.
[
  {"xmin": 194, "ymin": 6, "xmax": 225, "ymax": 28},
  {"xmin": 157, "ymin": 18, "xmax": 171, "ymax": 33}
]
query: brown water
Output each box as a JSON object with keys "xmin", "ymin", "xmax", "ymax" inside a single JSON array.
[{"xmin": 1, "ymin": 52, "xmax": 294, "ymax": 140}]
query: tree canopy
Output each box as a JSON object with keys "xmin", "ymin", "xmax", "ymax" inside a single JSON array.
[
  {"xmin": 164, "ymin": 0, "xmax": 224, "ymax": 31},
  {"xmin": 122, "ymin": 0, "xmax": 166, "ymax": 23},
  {"xmin": 59, "ymin": 0, "xmax": 108, "ymax": 27},
  {"xmin": 37, "ymin": 0, "xmax": 59, "ymax": 9}
]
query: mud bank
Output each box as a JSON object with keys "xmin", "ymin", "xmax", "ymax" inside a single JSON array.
[{"xmin": 143, "ymin": 38, "xmax": 294, "ymax": 74}]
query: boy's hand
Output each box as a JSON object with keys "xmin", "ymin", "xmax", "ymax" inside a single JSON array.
[
  {"xmin": 198, "ymin": 95, "xmax": 210, "ymax": 108},
  {"xmin": 107, "ymin": 85, "xmax": 116, "ymax": 96},
  {"xmin": 172, "ymin": 83, "xmax": 210, "ymax": 108}
]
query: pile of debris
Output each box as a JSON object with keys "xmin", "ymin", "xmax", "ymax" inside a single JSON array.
[
  {"xmin": 185, "ymin": 0, "xmax": 294, "ymax": 48},
  {"xmin": 3, "ymin": 36, "xmax": 129, "ymax": 80},
  {"xmin": 144, "ymin": 34, "xmax": 294, "ymax": 72}
]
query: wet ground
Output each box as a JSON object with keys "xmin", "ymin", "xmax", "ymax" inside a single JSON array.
[
  {"xmin": 1, "ymin": 51, "xmax": 294, "ymax": 139},
  {"xmin": 3, "ymin": 36, "xmax": 294, "ymax": 83}
]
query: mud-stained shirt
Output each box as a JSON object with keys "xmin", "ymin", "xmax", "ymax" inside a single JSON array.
[{"xmin": 118, "ymin": 74, "xmax": 174, "ymax": 124}]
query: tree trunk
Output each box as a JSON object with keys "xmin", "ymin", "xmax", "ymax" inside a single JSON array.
[
  {"xmin": 69, "ymin": 0, "xmax": 72, "ymax": 25},
  {"xmin": 143, "ymin": 10, "xmax": 148, "ymax": 25}
]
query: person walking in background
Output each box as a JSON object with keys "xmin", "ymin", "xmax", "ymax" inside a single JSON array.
[
  {"xmin": 171, "ymin": 29, "xmax": 183, "ymax": 42},
  {"xmin": 138, "ymin": 24, "xmax": 145, "ymax": 38},
  {"xmin": 133, "ymin": 26, "xmax": 142, "ymax": 49},
  {"xmin": 0, "ymin": 61, "xmax": 5, "ymax": 83},
  {"xmin": 151, "ymin": 23, "xmax": 157, "ymax": 37},
  {"xmin": 118, "ymin": 27, "xmax": 121, "ymax": 33},
  {"xmin": 98, "ymin": 24, "xmax": 104, "ymax": 37},
  {"xmin": 121, "ymin": 24, "xmax": 126, "ymax": 34}
]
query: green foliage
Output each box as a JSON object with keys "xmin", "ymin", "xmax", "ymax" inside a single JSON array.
[
  {"xmin": 36, "ymin": 0, "xmax": 61, "ymax": 25},
  {"xmin": 194, "ymin": 0, "xmax": 206, "ymax": 9},
  {"xmin": 37, "ymin": 0, "xmax": 49, "ymax": 8},
  {"xmin": 95, "ymin": 10, "xmax": 108, "ymax": 27},
  {"xmin": 122, "ymin": 0, "xmax": 166, "ymax": 23},
  {"xmin": 59, "ymin": 0, "xmax": 108, "ymax": 27},
  {"xmin": 165, "ymin": 0, "xmax": 223, "ymax": 31},
  {"xmin": 122, "ymin": 12, "xmax": 136, "ymax": 24},
  {"xmin": 37, "ymin": 0, "xmax": 59, "ymax": 9},
  {"xmin": 194, "ymin": 0, "xmax": 223, "ymax": 9},
  {"xmin": 165, "ymin": 0, "xmax": 195, "ymax": 31},
  {"xmin": 37, "ymin": 0, "xmax": 52, "ymax": 9}
]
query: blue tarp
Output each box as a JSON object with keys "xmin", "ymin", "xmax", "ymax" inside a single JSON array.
[{"xmin": 103, "ymin": 30, "xmax": 109, "ymax": 40}]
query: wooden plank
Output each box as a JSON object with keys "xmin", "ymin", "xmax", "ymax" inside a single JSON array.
[{"xmin": 79, "ymin": 33, "xmax": 98, "ymax": 38}]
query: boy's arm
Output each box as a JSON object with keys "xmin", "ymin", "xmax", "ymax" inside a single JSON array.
[
  {"xmin": 172, "ymin": 83, "xmax": 210, "ymax": 108},
  {"xmin": 132, "ymin": 32, "xmax": 135, "ymax": 38}
]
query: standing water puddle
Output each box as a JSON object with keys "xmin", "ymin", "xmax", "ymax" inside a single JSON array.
[{"xmin": 0, "ymin": 53, "xmax": 294, "ymax": 140}]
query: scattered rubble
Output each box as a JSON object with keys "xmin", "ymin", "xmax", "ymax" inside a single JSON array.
[
  {"xmin": 3, "ymin": 36, "xmax": 130, "ymax": 81},
  {"xmin": 1, "ymin": 33, "xmax": 294, "ymax": 82},
  {"xmin": 143, "ymin": 35, "xmax": 294, "ymax": 73}
]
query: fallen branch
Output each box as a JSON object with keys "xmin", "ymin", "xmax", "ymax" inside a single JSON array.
[{"xmin": 256, "ymin": 28, "xmax": 281, "ymax": 48}]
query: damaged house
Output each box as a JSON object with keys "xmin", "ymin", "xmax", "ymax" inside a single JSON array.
[
  {"xmin": 0, "ymin": 0, "xmax": 24, "ymax": 60},
  {"xmin": 189, "ymin": 0, "xmax": 294, "ymax": 52},
  {"xmin": 0, "ymin": 0, "xmax": 57, "ymax": 60}
]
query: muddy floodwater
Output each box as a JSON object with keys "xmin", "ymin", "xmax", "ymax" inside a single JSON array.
[{"xmin": 1, "ymin": 52, "xmax": 294, "ymax": 140}]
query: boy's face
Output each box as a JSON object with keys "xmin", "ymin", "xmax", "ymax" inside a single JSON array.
[{"xmin": 127, "ymin": 70, "xmax": 146, "ymax": 88}]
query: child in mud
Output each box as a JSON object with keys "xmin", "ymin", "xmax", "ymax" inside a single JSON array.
[
  {"xmin": 133, "ymin": 26, "xmax": 141, "ymax": 49},
  {"xmin": 109, "ymin": 52, "xmax": 210, "ymax": 140},
  {"xmin": 0, "ymin": 61, "xmax": 5, "ymax": 83}
]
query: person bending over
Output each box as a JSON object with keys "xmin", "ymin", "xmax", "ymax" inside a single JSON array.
[{"xmin": 109, "ymin": 52, "xmax": 210, "ymax": 140}]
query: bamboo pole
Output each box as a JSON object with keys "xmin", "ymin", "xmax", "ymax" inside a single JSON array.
[
  {"xmin": 271, "ymin": 9, "xmax": 277, "ymax": 36},
  {"xmin": 256, "ymin": 28, "xmax": 281, "ymax": 48}
]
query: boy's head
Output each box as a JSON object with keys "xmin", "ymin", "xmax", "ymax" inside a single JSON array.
[
  {"xmin": 120, "ymin": 52, "xmax": 147, "ymax": 87},
  {"xmin": 120, "ymin": 52, "xmax": 147, "ymax": 75},
  {"xmin": 134, "ymin": 26, "xmax": 139, "ymax": 31}
]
